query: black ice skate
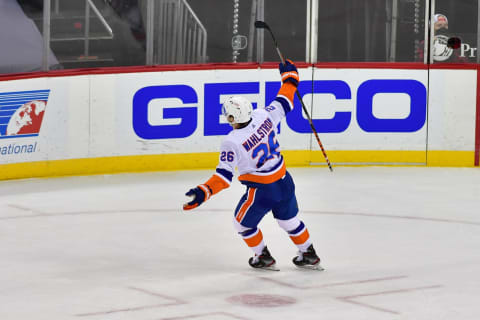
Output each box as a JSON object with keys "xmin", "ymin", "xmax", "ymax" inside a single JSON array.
[
  {"xmin": 292, "ymin": 244, "xmax": 324, "ymax": 271},
  {"xmin": 248, "ymin": 246, "xmax": 279, "ymax": 271}
]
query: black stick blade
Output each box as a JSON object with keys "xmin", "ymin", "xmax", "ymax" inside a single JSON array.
[{"xmin": 254, "ymin": 20, "xmax": 269, "ymax": 29}]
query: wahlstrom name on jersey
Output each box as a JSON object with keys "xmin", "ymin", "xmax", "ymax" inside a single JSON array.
[{"xmin": 241, "ymin": 117, "xmax": 274, "ymax": 152}]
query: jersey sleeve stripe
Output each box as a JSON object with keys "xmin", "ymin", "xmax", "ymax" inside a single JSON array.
[
  {"xmin": 278, "ymin": 82, "xmax": 296, "ymax": 104},
  {"xmin": 204, "ymin": 174, "xmax": 230, "ymax": 195},
  {"xmin": 215, "ymin": 168, "xmax": 233, "ymax": 183},
  {"xmin": 214, "ymin": 172, "xmax": 232, "ymax": 185},
  {"xmin": 275, "ymin": 96, "xmax": 293, "ymax": 114}
]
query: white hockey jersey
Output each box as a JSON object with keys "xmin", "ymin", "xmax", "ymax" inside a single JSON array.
[{"xmin": 214, "ymin": 95, "xmax": 294, "ymax": 186}]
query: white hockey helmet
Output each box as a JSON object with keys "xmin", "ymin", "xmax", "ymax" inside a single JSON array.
[{"xmin": 222, "ymin": 96, "xmax": 253, "ymax": 125}]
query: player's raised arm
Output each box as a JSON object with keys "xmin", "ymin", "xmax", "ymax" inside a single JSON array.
[
  {"xmin": 264, "ymin": 60, "xmax": 299, "ymax": 125},
  {"xmin": 278, "ymin": 59, "xmax": 299, "ymax": 106}
]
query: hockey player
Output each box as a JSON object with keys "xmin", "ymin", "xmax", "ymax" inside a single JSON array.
[{"xmin": 183, "ymin": 60, "xmax": 323, "ymax": 271}]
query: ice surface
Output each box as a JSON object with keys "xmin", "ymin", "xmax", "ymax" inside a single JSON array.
[{"xmin": 0, "ymin": 166, "xmax": 479, "ymax": 320}]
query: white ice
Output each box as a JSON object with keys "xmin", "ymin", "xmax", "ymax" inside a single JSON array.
[{"xmin": 1, "ymin": 166, "xmax": 479, "ymax": 320}]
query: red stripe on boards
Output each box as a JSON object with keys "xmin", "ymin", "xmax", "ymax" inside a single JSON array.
[
  {"xmin": 475, "ymin": 66, "xmax": 480, "ymax": 166},
  {"xmin": 0, "ymin": 62, "xmax": 434, "ymax": 82}
]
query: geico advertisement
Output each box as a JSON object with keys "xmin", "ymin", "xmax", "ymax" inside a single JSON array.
[{"xmin": 96, "ymin": 68, "xmax": 428, "ymax": 157}]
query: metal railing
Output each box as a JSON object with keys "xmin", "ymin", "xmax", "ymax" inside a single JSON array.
[
  {"xmin": 42, "ymin": 0, "xmax": 114, "ymax": 69},
  {"xmin": 49, "ymin": 0, "xmax": 113, "ymax": 43},
  {"xmin": 146, "ymin": 0, "xmax": 207, "ymax": 65},
  {"xmin": 53, "ymin": 0, "xmax": 113, "ymax": 60}
]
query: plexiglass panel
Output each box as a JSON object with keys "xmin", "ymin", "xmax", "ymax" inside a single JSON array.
[
  {"xmin": 1, "ymin": 0, "xmax": 478, "ymax": 75},
  {"xmin": 316, "ymin": 0, "xmax": 428, "ymax": 62},
  {"xmin": 188, "ymin": 0, "xmax": 306, "ymax": 63},
  {"xmin": 431, "ymin": 0, "xmax": 478, "ymax": 63}
]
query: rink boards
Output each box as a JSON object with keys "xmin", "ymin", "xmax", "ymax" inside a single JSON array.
[{"xmin": 0, "ymin": 64, "xmax": 478, "ymax": 180}]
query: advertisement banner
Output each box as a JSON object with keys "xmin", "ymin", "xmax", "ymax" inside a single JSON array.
[
  {"xmin": 88, "ymin": 67, "xmax": 428, "ymax": 160},
  {"xmin": 0, "ymin": 65, "xmax": 477, "ymax": 180}
]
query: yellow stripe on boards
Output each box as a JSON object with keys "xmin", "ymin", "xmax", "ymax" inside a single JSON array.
[
  {"xmin": 284, "ymin": 150, "xmax": 475, "ymax": 167},
  {"xmin": 0, "ymin": 150, "xmax": 476, "ymax": 181},
  {"xmin": 426, "ymin": 151, "xmax": 475, "ymax": 167},
  {"xmin": 0, "ymin": 153, "xmax": 219, "ymax": 181},
  {"xmin": 308, "ymin": 150, "xmax": 427, "ymax": 165},
  {"xmin": 281, "ymin": 150, "xmax": 427, "ymax": 166}
]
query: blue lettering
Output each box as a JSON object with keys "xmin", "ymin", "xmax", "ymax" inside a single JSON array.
[
  {"xmin": 132, "ymin": 85, "xmax": 197, "ymax": 139},
  {"xmin": 357, "ymin": 79, "xmax": 427, "ymax": 132},
  {"xmin": 132, "ymin": 79, "xmax": 428, "ymax": 139},
  {"xmin": 286, "ymin": 80, "xmax": 352, "ymax": 133}
]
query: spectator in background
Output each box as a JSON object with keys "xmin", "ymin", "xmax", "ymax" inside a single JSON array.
[
  {"xmin": 416, "ymin": 13, "xmax": 466, "ymax": 63},
  {"xmin": 431, "ymin": 14, "xmax": 453, "ymax": 62},
  {"xmin": 433, "ymin": 13, "xmax": 449, "ymax": 33}
]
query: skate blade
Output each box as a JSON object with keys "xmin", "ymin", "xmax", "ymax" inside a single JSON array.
[
  {"xmin": 295, "ymin": 263, "xmax": 325, "ymax": 271},
  {"xmin": 252, "ymin": 263, "xmax": 280, "ymax": 271},
  {"xmin": 263, "ymin": 265, "xmax": 280, "ymax": 271}
]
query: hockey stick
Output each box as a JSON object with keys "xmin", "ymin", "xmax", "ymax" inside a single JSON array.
[{"xmin": 255, "ymin": 21, "xmax": 333, "ymax": 172}]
